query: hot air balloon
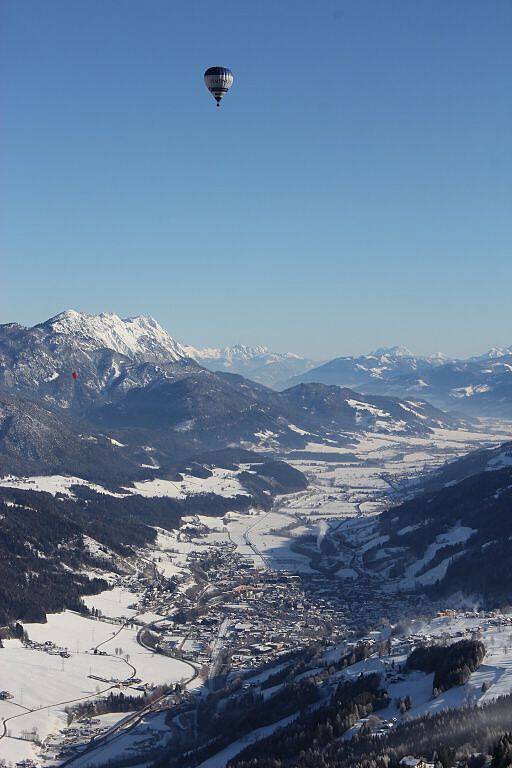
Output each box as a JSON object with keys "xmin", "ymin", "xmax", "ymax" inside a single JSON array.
[
  {"xmin": 204, "ymin": 66, "xmax": 234, "ymax": 107},
  {"xmin": 72, "ymin": 371, "xmax": 78, "ymax": 380}
]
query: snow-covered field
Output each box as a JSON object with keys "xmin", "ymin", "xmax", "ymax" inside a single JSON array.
[
  {"xmin": 83, "ymin": 587, "xmax": 140, "ymax": 619},
  {"xmin": 127, "ymin": 468, "xmax": 250, "ymax": 499},
  {"xmin": 0, "ymin": 606, "xmax": 195, "ymax": 765},
  {"xmin": 0, "ymin": 474, "xmax": 126, "ymax": 498},
  {"xmin": 0, "ymin": 637, "xmax": 131, "ymax": 764},
  {"xmin": 0, "ymin": 467, "xmax": 250, "ymax": 501}
]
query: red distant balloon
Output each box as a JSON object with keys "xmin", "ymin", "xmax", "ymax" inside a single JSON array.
[{"xmin": 72, "ymin": 371, "xmax": 78, "ymax": 380}]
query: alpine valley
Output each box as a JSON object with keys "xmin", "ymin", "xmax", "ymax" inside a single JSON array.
[{"xmin": 1, "ymin": 311, "xmax": 512, "ymax": 768}]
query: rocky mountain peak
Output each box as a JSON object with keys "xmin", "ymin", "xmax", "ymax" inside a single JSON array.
[{"xmin": 37, "ymin": 310, "xmax": 187, "ymax": 363}]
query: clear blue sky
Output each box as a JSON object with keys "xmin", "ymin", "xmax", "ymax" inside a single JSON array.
[{"xmin": 2, "ymin": 0, "xmax": 511, "ymax": 359}]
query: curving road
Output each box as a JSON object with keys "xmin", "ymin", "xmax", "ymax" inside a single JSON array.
[{"xmin": 59, "ymin": 572, "xmax": 199, "ymax": 766}]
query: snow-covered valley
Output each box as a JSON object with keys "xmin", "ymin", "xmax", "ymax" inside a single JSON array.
[{"xmin": 1, "ymin": 420, "xmax": 511, "ymax": 767}]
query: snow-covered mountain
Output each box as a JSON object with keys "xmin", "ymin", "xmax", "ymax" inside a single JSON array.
[
  {"xmin": 0, "ymin": 310, "xmax": 460, "ymax": 478},
  {"xmin": 384, "ymin": 356, "xmax": 512, "ymax": 417},
  {"xmin": 39, "ymin": 310, "xmax": 187, "ymax": 362},
  {"xmin": 4, "ymin": 311, "xmax": 511, "ymax": 419},
  {"xmin": 284, "ymin": 347, "xmax": 453, "ymax": 391},
  {"xmin": 183, "ymin": 343, "xmax": 317, "ymax": 388},
  {"xmin": 371, "ymin": 345, "xmax": 414, "ymax": 358},
  {"xmin": 469, "ymin": 346, "xmax": 512, "ymax": 362},
  {"xmin": 0, "ymin": 310, "xmax": 316, "ymax": 403},
  {"xmin": 285, "ymin": 344, "xmax": 512, "ymax": 417},
  {"xmin": 0, "ymin": 310, "xmax": 197, "ymax": 412},
  {"xmin": 362, "ymin": 440, "xmax": 512, "ymax": 601},
  {"xmin": 183, "ymin": 343, "xmax": 270, "ymax": 362}
]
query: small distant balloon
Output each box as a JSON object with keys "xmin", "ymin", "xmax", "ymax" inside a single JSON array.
[
  {"xmin": 204, "ymin": 66, "xmax": 234, "ymax": 107},
  {"xmin": 72, "ymin": 371, "xmax": 78, "ymax": 380}
]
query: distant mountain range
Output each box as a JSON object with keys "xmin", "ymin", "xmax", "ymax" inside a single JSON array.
[
  {"xmin": 284, "ymin": 345, "xmax": 451, "ymax": 389},
  {"xmin": 182, "ymin": 343, "xmax": 317, "ymax": 388},
  {"xmin": 8, "ymin": 311, "xmax": 510, "ymax": 417},
  {"xmin": 0, "ymin": 311, "xmax": 458, "ymax": 479},
  {"xmin": 184, "ymin": 337, "xmax": 512, "ymax": 419},
  {"xmin": 185, "ymin": 342, "xmax": 512, "ymax": 418},
  {"xmin": 284, "ymin": 345, "xmax": 512, "ymax": 417}
]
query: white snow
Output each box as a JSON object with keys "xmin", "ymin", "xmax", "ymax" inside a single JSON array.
[
  {"xmin": 197, "ymin": 713, "xmax": 299, "ymax": 768},
  {"xmin": 46, "ymin": 310, "xmax": 187, "ymax": 362},
  {"xmin": 83, "ymin": 587, "xmax": 139, "ymax": 619},
  {"xmin": 402, "ymin": 524, "xmax": 476, "ymax": 586},
  {"xmin": 184, "ymin": 343, "xmax": 304, "ymax": 364},
  {"xmin": 288, "ymin": 423, "xmax": 310, "ymax": 435},
  {"xmin": 0, "ymin": 475, "xmax": 126, "ymax": 498},
  {"xmin": 108, "ymin": 437, "xmax": 126, "ymax": 447},
  {"xmin": 0, "ymin": 468, "xmax": 251, "ymax": 502},
  {"xmin": 399, "ymin": 401, "xmax": 427, "ymax": 419},
  {"xmin": 346, "ymin": 399, "xmax": 390, "ymax": 418},
  {"xmin": 302, "ymin": 442, "xmax": 350, "ymax": 454},
  {"xmin": 127, "ymin": 468, "xmax": 249, "ymax": 499},
  {"xmin": 451, "ymin": 385, "xmax": 492, "ymax": 398},
  {"xmin": 0, "ymin": 634, "xmax": 145, "ymax": 764},
  {"xmin": 397, "ymin": 522, "xmax": 425, "ymax": 536}
]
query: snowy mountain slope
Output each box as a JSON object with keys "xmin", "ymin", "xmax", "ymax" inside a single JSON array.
[
  {"xmin": 277, "ymin": 383, "xmax": 458, "ymax": 437},
  {"xmin": 183, "ymin": 343, "xmax": 270, "ymax": 361},
  {"xmin": 419, "ymin": 440, "xmax": 512, "ymax": 491},
  {"xmin": 40, "ymin": 310, "xmax": 188, "ymax": 362},
  {"xmin": 183, "ymin": 343, "xmax": 317, "ymax": 388},
  {"xmin": 0, "ymin": 310, "xmax": 198, "ymax": 412},
  {"xmin": 0, "ymin": 387, "xmax": 145, "ymax": 480},
  {"xmin": 0, "ymin": 373, "xmax": 457, "ymax": 480},
  {"xmin": 0, "ymin": 311, "xmax": 315, "ymax": 404},
  {"xmin": 352, "ymin": 441, "xmax": 512, "ymax": 602},
  {"xmin": 89, "ymin": 373, "xmax": 460, "ymax": 465}
]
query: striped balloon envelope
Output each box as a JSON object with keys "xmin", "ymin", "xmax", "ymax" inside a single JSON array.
[{"xmin": 204, "ymin": 67, "xmax": 234, "ymax": 107}]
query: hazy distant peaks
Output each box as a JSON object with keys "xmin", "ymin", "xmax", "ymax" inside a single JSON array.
[
  {"xmin": 185, "ymin": 343, "xmax": 302, "ymax": 363},
  {"xmin": 470, "ymin": 346, "xmax": 512, "ymax": 361},
  {"xmin": 370, "ymin": 346, "xmax": 449, "ymax": 362},
  {"xmin": 371, "ymin": 345, "xmax": 414, "ymax": 358}
]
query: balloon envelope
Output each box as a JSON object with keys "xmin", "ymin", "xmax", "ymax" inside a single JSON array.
[{"xmin": 204, "ymin": 66, "xmax": 234, "ymax": 106}]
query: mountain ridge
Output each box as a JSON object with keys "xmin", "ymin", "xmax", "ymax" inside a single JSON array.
[
  {"xmin": 0, "ymin": 310, "xmax": 461, "ymax": 480},
  {"xmin": 35, "ymin": 309, "xmax": 188, "ymax": 362},
  {"xmin": 184, "ymin": 342, "xmax": 317, "ymax": 387}
]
